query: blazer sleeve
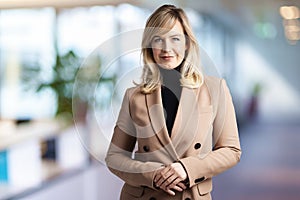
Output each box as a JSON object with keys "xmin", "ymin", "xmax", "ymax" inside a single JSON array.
[
  {"xmin": 179, "ymin": 79, "xmax": 242, "ymax": 188},
  {"xmin": 105, "ymin": 88, "xmax": 164, "ymax": 188}
]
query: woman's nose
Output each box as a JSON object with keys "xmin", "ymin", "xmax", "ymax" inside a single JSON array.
[{"xmin": 162, "ymin": 40, "xmax": 171, "ymax": 52}]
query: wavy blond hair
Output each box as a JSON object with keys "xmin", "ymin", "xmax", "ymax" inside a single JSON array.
[{"xmin": 138, "ymin": 4, "xmax": 203, "ymax": 93}]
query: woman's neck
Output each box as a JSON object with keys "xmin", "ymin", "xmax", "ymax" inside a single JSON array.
[
  {"xmin": 159, "ymin": 65, "xmax": 182, "ymax": 99},
  {"xmin": 159, "ymin": 65, "xmax": 181, "ymax": 84}
]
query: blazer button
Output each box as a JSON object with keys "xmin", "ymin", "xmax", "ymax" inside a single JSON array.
[
  {"xmin": 143, "ymin": 145, "xmax": 150, "ymax": 152},
  {"xmin": 149, "ymin": 197, "xmax": 156, "ymax": 200},
  {"xmin": 194, "ymin": 176, "xmax": 205, "ymax": 183},
  {"xmin": 194, "ymin": 143, "xmax": 201, "ymax": 149}
]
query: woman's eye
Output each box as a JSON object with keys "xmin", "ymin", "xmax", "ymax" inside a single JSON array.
[
  {"xmin": 172, "ymin": 37, "xmax": 180, "ymax": 41},
  {"xmin": 153, "ymin": 38, "xmax": 163, "ymax": 43}
]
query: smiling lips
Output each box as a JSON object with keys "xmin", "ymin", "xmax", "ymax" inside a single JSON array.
[{"xmin": 160, "ymin": 55, "xmax": 175, "ymax": 61}]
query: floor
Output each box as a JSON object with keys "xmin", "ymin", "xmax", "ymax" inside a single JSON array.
[{"xmin": 212, "ymin": 121, "xmax": 300, "ymax": 200}]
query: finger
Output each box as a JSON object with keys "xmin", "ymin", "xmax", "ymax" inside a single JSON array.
[
  {"xmin": 155, "ymin": 170, "xmax": 174, "ymax": 187},
  {"xmin": 154, "ymin": 166, "xmax": 171, "ymax": 183},
  {"xmin": 166, "ymin": 177, "xmax": 182, "ymax": 191},
  {"xmin": 159, "ymin": 184, "xmax": 175, "ymax": 196},
  {"xmin": 170, "ymin": 185, "xmax": 183, "ymax": 192},
  {"xmin": 153, "ymin": 173, "xmax": 161, "ymax": 183},
  {"xmin": 164, "ymin": 188, "xmax": 175, "ymax": 196},
  {"xmin": 159, "ymin": 174, "xmax": 177, "ymax": 189},
  {"xmin": 177, "ymin": 182, "xmax": 187, "ymax": 190},
  {"xmin": 156, "ymin": 173, "xmax": 172, "ymax": 187}
]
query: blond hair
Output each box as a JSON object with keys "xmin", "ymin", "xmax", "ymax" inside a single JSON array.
[{"xmin": 138, "ymin": 4, "xmax": 203, "ymax": 93}]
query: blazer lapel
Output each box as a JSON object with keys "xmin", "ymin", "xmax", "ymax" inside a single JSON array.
[
  {"xmin": 145, "ymin": 87, "xmax": 179, "ymax": 161},
  {"xmin": 171, "ymin": 87, "xmax": 199, "ymax": 155},
  {"xmin": 172, "ymin": 84, "xmax": 213, "ymax": 157},
  {"xmin": 170, "ymin": 87, "xmax": 194, "ymax": 139}
]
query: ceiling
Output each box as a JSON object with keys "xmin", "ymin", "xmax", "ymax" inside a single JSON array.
[
  {"xmin": 1, "ymin": 0, "xmax": 299, "ymax": 41},
  {"xmin": 134, "ymin": 0, "xmax": 300, "ymax": 41}
]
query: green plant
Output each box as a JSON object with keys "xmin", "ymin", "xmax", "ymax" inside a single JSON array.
[
  {"xmin": 252, "ymin": 82, "xmax": 263, "ymax": 97},
  {"xmin": 22, "ymin": 50, "xmax": 116, "ymax": 121}
]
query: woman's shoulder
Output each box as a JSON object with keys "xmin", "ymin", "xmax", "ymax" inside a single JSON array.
[
  {"xmin": 125, "ymin": 86, "xmax": 140, "ymax": 93},
  {"xmin": 126, "ymin": 84, "xmax": 148, "ymax": 93},
  {"xmin": 204, "ymin": 75, "xmax": 223, "ymax": 88},
  {"xmin": 123, "ymin": 86, "xmax": 144, "ymax": 101}
]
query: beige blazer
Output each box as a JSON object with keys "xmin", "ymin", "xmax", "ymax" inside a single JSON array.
[{"xmin": 105, "ymin": 76, "xmax": 241, "ymax": 200}]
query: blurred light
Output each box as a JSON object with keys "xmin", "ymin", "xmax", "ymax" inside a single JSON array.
[
  {"xmin": 282, "ymin": 19, "xmax": 300, "ymax": 43},
  {"xmin": 263, "ymin": 23, "xmax": 277, "ymax": 39},
  {"xmin": 254, "ymin": 22, "xmax": 277, "ymax": 39},
  {"xmin": 279, "ymin": 6, "xmax": 300, "ymax": 20},
  {"xmin": 285, "ymin": 24, "xmax": 300, "ymax": 32},
  {"xmin": 282, "ymin": 18, "xmax": 300, "ymax": 27},
  {"xmin": 280, "ymin": 7, "xmax": 300, "ymax": 44},
  {"xmin": 285, "ymin": 28, "xmax": 300, "ymax": 40},
  {"xmin": 254, "ymin": 22, "xmax": 264, "ymax": 38}
]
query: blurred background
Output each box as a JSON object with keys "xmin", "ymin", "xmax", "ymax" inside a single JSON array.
[{"xmin": 0, "ymin": 0, "xmax": 299, "ymax": 199}]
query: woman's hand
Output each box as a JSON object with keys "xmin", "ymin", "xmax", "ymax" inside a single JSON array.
[{"xmin": 154, "ymin": 162, "xmax": 187, "ymax": 196}]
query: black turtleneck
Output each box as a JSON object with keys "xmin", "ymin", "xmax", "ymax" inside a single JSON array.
[{"xmin": 159, "ymin": 66, "xmax": 182, "ymax": 136}]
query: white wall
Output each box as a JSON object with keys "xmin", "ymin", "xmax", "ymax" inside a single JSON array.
[{"xmin": 235, "ymin": 40, "xmax": 300, "ymax": 123}]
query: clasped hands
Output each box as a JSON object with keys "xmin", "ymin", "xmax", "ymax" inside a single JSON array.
[{"xmin": 153, "ymin": 162, "xmax": 188, "ymax": 196}]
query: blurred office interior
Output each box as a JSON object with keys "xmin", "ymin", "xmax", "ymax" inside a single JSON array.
[{"xmin": 0, "ymin": 0, "xmax": 299, "ymax": 199}]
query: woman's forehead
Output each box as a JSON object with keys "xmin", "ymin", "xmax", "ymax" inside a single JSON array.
[{"xmin": 152, "ymin": 21, "xmax": 185, "ymax": 37}]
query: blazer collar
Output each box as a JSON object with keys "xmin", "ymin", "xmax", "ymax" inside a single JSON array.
[{"xmin": 145, "ymin": 86, "xmax": 170, "ymax": 145}]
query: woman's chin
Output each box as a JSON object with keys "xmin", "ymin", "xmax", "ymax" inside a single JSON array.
[{"xmin": 158, "ymin": 64, "xmax": 177, "ymax": 70}]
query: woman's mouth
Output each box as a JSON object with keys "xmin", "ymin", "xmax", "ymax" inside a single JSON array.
[{"xmin": 160, "ymin": 55, "xmax": 174, "ymax": 60}]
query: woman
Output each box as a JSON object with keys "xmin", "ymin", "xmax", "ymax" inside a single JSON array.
[{"xmin": 105, "ymin": 4, "xmax": 241, "ymax": 200}]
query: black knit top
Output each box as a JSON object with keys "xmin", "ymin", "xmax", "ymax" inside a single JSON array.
[{"xmin": 159, "ymin": 66, "xmax": 182, "ymax": 136}]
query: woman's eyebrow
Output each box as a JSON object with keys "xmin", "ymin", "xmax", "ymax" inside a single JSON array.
[
  {"xmin": 153, "ymin": 34, "xmax": 182, "ymax": 39},
  {"xmin": 169, "ymin": 34, "xmax": 182, "ymax": 37}
]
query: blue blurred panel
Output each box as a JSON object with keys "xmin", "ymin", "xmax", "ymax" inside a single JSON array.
[{"xmin": 0, "ymin": 150, "xmax": 8, "ymax": 182}]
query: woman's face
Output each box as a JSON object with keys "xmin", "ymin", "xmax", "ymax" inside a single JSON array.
[{"xmin": 151, "ymin": 20, "xmax": 187, "ymax": 70}]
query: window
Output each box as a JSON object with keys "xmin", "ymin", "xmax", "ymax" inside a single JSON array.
[{"xmin": 0, "ymin": 8, "xmax": 56, "ymax": 119}]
